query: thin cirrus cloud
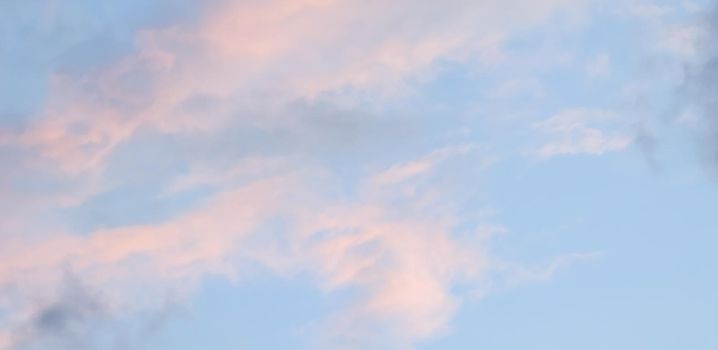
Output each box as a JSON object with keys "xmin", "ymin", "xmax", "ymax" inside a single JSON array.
[
  {"xmin": 531, "ymin": 108, "xmax": 633, "ymax": 159},
  {"xmin": 11, "ymin": 0, "xmax": 592, "ymax": 173},
  {"xmin": 0, "ymin": 0, "xmax": 625, "ymax": 349},
  {"xmin": 1, "ymin": 148, "xmax": 499, "ymax": 349}
]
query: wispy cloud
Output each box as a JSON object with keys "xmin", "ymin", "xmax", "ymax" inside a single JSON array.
[
  {"xmin": 369, "ymin": 144, "xmax": 477, "ymax": 186},
  {"xmin": 0, "ymin": 0, "xmax": 602, "ymax": 348},
  {"xmin": 0, "ymin": 148, "xmax": 489, "ymax": 348},
  {"xmin": 532, "ymin": 108, "xmax": 632, "ymax": 159}
]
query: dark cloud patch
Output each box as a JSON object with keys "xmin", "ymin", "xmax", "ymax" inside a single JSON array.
[
  {"xmin": 8, "ymin": 272, "xmax": 186, "ymax": 350},
  {"xmin": 32, "ymin": 283, "xmax": 103, "ymax": 337},
  {"xmin": 633, "ymin": 123, "xmax": 661, "ymax": 172},
  {"xmin": 137, "ymin": 298, "xmax": 187, "ymax": 341},
  {"xmin": 681, "ymin": 3, "xmax": 718, "ymax": 178},
  {"xmin": 10, "ymin": 272, "xmax": 106, "ymax": 350}
]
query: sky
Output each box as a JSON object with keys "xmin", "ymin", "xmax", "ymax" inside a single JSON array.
[{"xmin": 1, "ymin": 0, "xmax": 717, "ymax": 349}]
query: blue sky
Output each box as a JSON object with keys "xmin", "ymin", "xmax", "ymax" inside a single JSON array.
[{"xmin": 1, "ymin": 1, "xmax": 717, "ymax": 349}]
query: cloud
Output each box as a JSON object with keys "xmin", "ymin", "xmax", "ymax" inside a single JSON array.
[
  {"xmin": 369, "ymin": 144, "xmax": 476, "ymax": 186},
  {"xmin": 0, "ymin": 147, "xmax": 498, "ymax": 349},
  {"xmin": 0, "ymin": 0, "xmax": 598, "ymax": 348},
  {"xmin": 0, "ymin": 0, "xmax": 590, "ymax": 244},
  {"xmin": 7, "ymin": 272, "xmax": 106, "ymax": 350},
  {"xmin": 498, "ymin": 251, "xmax": 602, "ymax": 286},
  {"xmin": 7, "ymin": 0, "xmax": 587, "ymax": 175},
  {"xmin": 532, "ymin": 108, "xmax": 633, "ymax": 158},
  {"xmin": 633, "ymin": 122, "xmax": 661, "ymax": 171},
  {"xmin": 0, "ymin": 173, "xmax": 297, "ymax": 348},
  {"xmin": 680, "ymin": 3, "xmax": 718, "ymax": 178},
  {"xmin": 5, "ymin": 270, "xmax": 190, "ymax": 350}
]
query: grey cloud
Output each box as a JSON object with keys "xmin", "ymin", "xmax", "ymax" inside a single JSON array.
[
  {"xmin": 681, "ymin": 4, "xmax": 718, "ymax": 177},
  {"xmin": 633, "ymin": 123, "xmax": 661, "ymax": 172},
  {"xmin": 9, "ymin": 272, "xmax": 185, "ymax": 350},
  {"xmin": 11, "ymin": 273, "xmax": 106, "ymax": 350}
]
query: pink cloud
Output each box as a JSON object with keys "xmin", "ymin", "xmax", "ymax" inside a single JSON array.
[
  {"xmin": 0, "ymin": 1, "xmax": 596, "ymax": 347},
  {"xmin": 12, "ymin": 0, "xmax": 585, "ymax": 176},
  {"xmin": 0, "ymin": 147, "xmax": 495, "ymax": 348}
]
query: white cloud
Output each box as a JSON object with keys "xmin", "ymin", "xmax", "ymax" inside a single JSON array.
[
  {"xmin": 369, "ymin": 144, "xmax": 476, "ymax": 186},
  {"xmin": 532, "ymin": 108, "xmax": 632, "ymax": 158}
]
